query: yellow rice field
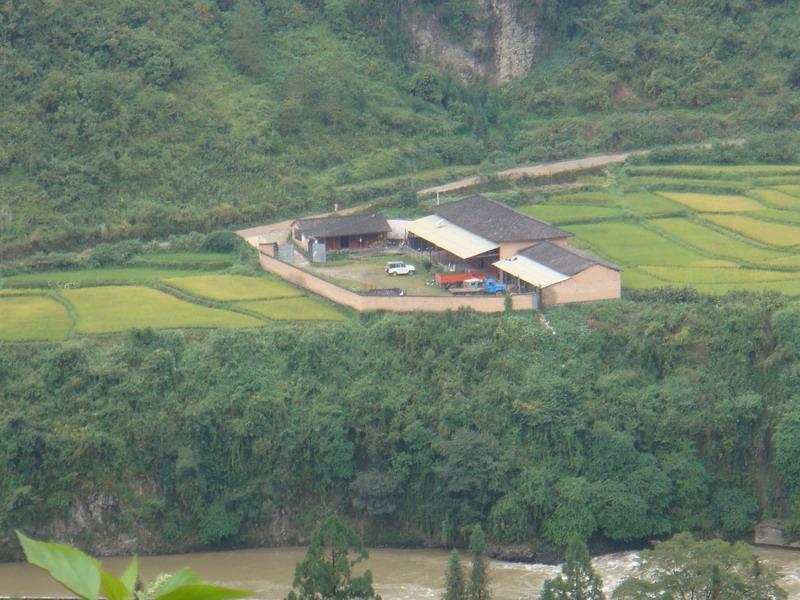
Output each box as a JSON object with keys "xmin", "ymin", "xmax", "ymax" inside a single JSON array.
[{"xmin": 657, "ymin": 192, "xmax": 763, "ymax": 213}]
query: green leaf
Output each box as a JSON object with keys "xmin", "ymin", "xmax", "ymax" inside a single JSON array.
[
  {"xmin": 120, "ymin": 557, "xmax": 138, "ymax": 592},
  {"xmin": 155, "ymin": 584, "xmax": 251, "ymax": 600},
  {"xmin": 150, "ymin": 568, "xmax": 203, "ymax": 596},
  {"xmin": 100, "ymin": 571, "xmax": 132, "ymax": 600},
  {"xmin": 17, "ymin": 531, "xmax": 101, "ymax": 600}
]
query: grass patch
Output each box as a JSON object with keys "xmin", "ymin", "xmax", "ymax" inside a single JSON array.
[
  {"xmin": 163, "ymin": 274, "xmax": 304, "ymax": 301},
  {"xmin": 548, "ymin": 191, "xmax": 617, "ymax": 204},
  {"xmin": 238, "ymin": 297, "xmax": 347, "ymax": 320},
  {"xmin": 703, "ymin": 215, "xmax": 800, "ymax": 247},
  {"xmin": 0, "ymin": 296, "xmax": 72, "ymax": 341},
  {"xmin": 657, "ymin": 192, "xmax": 763, "ymax": 213},
  {"xmin": 640, "ymin": 266, "xmax": 796, "ymax": 284},
  {"xmin": 628, "ymin": 176, "xmax": 751, "ymax": 193},
  {"xmin": 647, "ymin": 218, "xmax": 782, "ymax": 262},
  {"xmin": 627, "ymin": 165, "xmax": 800, "ymax": 178},
  {"xmin": 519, "ymin": 205, "xmax": 621, "ymax": 224},
  {"xmin": 308, "ymin": 255, "xmax": 450, "ymax": 296},
  {"xmin": 622, "ymin": 269, "xmax": 668, "ymax": 289},
  {"xmin": 694, "ymin": 279, "xmax": 800, "ymax": 296},
  {"xmin": 748, "ymin": 189, "xmax": 800, "ymax": 210},
  {"xmin": 62, "ymin": 286, "xmax": 264, "ymax": 334},
  {"xmin": 566, "ymin": 222, "xmax": 709, "ymax": 266},
  {"xmin": 3, "ymin": 268, "xmax": 200, "ymax": 287},
  {"xmin": 131, "ymin": 252, "xmax": 235, "ymax": 269},
  {"xmin": 0, "ymin": 288, "xmax": 48, "ymax": 296}
]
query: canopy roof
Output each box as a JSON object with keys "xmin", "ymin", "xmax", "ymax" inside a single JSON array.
[
  {"xmin": 493, "ymin": 254, "xmax": 570, "ymax": 288},
  {"xmin": 406, "ymin": 215, "xmax": 498, "ymax": 259}
]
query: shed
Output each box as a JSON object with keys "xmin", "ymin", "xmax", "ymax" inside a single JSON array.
[
  {"xmin": 494, "ymin": 242, "xmax": 621, "ymax": 306},
  {"xmin": 292, "ymin": 213, "xmax": 391, "ymax": 251}
]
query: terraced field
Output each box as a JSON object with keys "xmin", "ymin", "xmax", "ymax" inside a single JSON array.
[
  {"xmin": 521, "ymin": 163, "xmax": 800, "ymax": 294},
  {"xmin": 0, "ymin": 264, "xmax": 346, "ymax": 341}
]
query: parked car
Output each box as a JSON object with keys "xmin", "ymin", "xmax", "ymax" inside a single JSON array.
[{"xmin": 385, "ymin": 261, "xmax": 416, "ymax": 276}]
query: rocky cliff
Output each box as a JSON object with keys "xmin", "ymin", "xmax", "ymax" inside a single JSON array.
[{"xmin": 406, "ymin": 0, "xmax": 540, "ymax": 84}]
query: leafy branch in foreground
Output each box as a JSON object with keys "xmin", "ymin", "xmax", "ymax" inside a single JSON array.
[{"xmin": 17, "ymin": 531, "xmax": 250, "ymax": 600}]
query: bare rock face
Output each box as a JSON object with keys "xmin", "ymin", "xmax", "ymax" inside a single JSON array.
[{"xmin": 406, "ymin": 0, "xmax": 540, "ymax": 84}]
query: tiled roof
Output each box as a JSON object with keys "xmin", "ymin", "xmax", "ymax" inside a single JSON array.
[
  {"xmin": 436, "ymin": 195, "xmax": 572, "ymax": 242},
  {"xmin": 518, "ymin": 241, "xmax": 620, "ymax": 276},
  {"xmin": 295, "ymin": 213, "xmax": 390, "ymax": 238}
]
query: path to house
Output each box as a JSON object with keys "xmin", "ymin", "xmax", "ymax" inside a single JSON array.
[{"xmin": 417, "ymin": 151, "xmax": 641, "ymax": 197}]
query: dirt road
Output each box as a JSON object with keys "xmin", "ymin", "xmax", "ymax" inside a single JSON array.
[{"xmin": 417, "ymin": 151, "xmax": 642, "ymax": 197}]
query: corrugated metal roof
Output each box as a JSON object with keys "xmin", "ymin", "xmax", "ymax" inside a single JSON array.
[
  {"xmin": 406, "ymin": 215, "xmax": 499, "ymax": 259},
  {"xmin": 493, "ymin": 255, "xmax": 570, "ymax": 288}
]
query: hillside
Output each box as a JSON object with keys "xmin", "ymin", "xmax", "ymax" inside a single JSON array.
[
  {"xmin": 2, "ymin": 0, "xmax": 800, "ymax": 256},
  {"xmin": 1, "ymin": 296, "xmax": 799, "ymax": 558}
]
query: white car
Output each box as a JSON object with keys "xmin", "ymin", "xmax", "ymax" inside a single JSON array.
[{"xmin": 385, "ymin": 261, "xmax": 416, "ymax": 276}]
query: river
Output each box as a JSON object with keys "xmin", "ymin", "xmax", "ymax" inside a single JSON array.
[{"xmin": 0, "ymin": 546, "xmax": 798, "ymax": 598}]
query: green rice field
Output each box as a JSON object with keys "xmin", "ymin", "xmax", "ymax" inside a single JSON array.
[
  {"xmin": 657, "ymin": 193, "xmax": 762, "ymax": 213},
  {"xmin": 515, "ymin": 162, "xmax": 800, "ymax": 294},
  {"xmin": 565, "ymin": 222, "xmax": 710, "ymax": 266},
  {"xmin": 702, "ymin": 215, "xmax": 800, "ymax": 247},
  {"xmin": 240, "ymin": 297, "xmax": 347, "ymax": 320},
  {"xmin": 0, "ymin": 296, "xmax": 72, "ymax": 341},
  {"xmin": 62, "ymin": 286, "xmax": 265, "ymax": 334},
  {"xmin": 519, "ymin": 205, "xmax": 622, "ymax": 224},
  {"xmin": 647, "ymin": 218, "xmax": 782, "ymax": 262},
  {"xmin": 3, "ymin": 267, "xmax": 200, "ymax": 286},
  {"xmin": 0, "ymin": 265, "xmax": 347, "ymax": 341},
  {"xmin": 163, "ymin": 274, "xmax": 305, "ymax": 301},
  {"xmin": 749, "ymin": 189, "xmax": 800, "ymax": 210}
]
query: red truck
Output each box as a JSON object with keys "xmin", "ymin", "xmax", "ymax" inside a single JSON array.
[{"xmin": 434, "ymin": 272, "xmax": 486, "ymax": 289}]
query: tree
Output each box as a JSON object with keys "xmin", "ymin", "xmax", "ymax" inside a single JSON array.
[
  {"xmin": 467, "ymin": 525, "xmax": 491, "ymax": 600},
  {"xmin": 16, "ymin": 532, "xmax": 248, "ymax": 600},
  {"xmin": 443, "ymin": 549, "xmax": 466, "ymax": 600},
  {"xmin": 539, "ymin": 536, "xmax": 605, "ymax": 600},
  {"xmin": 612, "ymin": 532, "xmax": 786, "ymax": 600},
  {"xmin": 287, "ymin": 515, "xmax": 381, "ymax": 600},
  {"xmin": 225, "ymin": 0, "xmax": 268, "ymax": 77}
]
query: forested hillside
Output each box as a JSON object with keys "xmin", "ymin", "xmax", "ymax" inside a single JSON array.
[
  {"xmin": 2, "ymin": 293, "xmax": 799, "ymax": 557},
  {"xmin": 2, "ymin": 0, "xmax": 800, "ymax": 256}
]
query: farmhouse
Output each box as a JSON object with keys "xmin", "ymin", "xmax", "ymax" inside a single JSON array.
[
  {"xmin": 406, "ymin": 195, "xmax": 621, "ymax": 305},
  {"xmin": 494, "ymin": 242, "xmax": 621, "ymax": 305},
  {"xmin": 292, "ymin": 213, "xmax": 391, "ymax": 252}
]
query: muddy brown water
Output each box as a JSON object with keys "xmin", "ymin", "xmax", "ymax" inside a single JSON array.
[{"xmin": 0, "ymin": 546, "xmax": 798, "ymax": 599}]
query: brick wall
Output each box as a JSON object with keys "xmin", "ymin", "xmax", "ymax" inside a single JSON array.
[{"xmin": 259, "ymin": 252, "xmax": 535, "ymax": 313}]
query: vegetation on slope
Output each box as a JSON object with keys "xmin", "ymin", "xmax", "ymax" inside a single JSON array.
[
  {"xmin": 3, "ymin": 0, "xmax": 800, "ymax": 256},
  {"xmin": 1, "ymin": 294, "xmax": 799, "ymax": 556}
]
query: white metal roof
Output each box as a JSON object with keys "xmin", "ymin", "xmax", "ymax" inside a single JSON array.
[
  {"xmin": 406, "ymin": 215, "xmax": 498, "ymax": 259},
  {"xmin": 493, "ymin": 255, "xmax": 570, "ymax": 288}
]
